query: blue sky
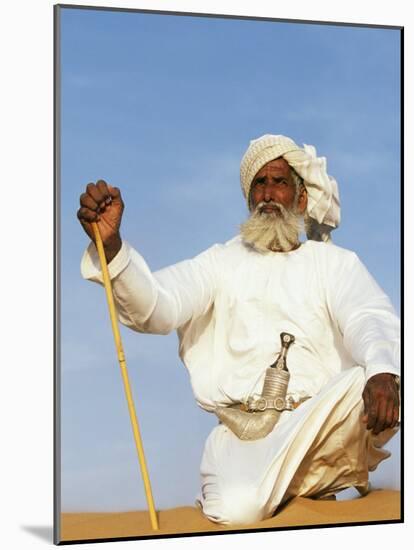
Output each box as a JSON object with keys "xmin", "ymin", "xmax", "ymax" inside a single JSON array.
[{"xmin": 59, "ymin": 7, "xmax": 401, "ymax": 512}]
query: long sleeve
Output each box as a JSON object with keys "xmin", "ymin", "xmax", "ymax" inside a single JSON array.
[
  {"xmin": 80, "ymin": 240, "xmax": 219, "ymax": 335},
  {"xmin": 326, "ymin": 249, "xmax": 400, "ymax": 382}
]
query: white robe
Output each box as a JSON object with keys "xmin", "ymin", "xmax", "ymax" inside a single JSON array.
[{"xmin": 81, "ymin": 237, "xmax": 400, "ymax": 525}]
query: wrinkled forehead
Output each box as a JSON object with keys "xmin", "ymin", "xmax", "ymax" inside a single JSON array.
[{"xmin": 253, "ymin": 157, "xmax": 292, "ymax": 179}]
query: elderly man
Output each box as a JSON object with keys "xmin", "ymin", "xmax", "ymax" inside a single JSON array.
[{"xmin": 77, "ymin": 134, "xmax": 400, "ymax": 526}]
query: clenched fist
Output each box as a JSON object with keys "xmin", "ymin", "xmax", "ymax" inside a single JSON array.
[{"xmin": 77, "ymin": 179, "xmax": 124, "ymax": 263}]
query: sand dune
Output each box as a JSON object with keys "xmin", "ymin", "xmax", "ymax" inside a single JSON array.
[{"xmin": 60, "ymin": 489, "xmax": 401, "ymax": 543}]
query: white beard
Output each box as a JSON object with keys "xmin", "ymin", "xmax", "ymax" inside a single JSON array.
[{"xmin": 240, "ymin": 201, "xmax": 302, "ymax": 253}]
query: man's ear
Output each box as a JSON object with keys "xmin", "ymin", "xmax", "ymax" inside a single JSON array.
[{"xmin": 297, "ymin": 186, "xmax": 308, "ymax": 214}]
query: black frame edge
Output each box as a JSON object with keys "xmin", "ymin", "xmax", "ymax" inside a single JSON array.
[
  {"xmin": 55, "ymin": 2, "xmax": 403, "ymax": 30},
  {"xmin": 54, "ymin": 3, "xmax": 62, "ymax": 546}
]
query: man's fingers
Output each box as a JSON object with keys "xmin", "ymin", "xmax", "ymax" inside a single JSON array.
[
  {"xmin": 77, "ymin": 206, "xmax": 99, "ymax": 223},
  {"xmin": 373, "ymin": 400, "xmax": 387, "ymax": 434},
  {"xmin": 86, "ymin": 182, "xmax": 106, "ymax": 206},
  {"xmin": 80, "ymin": 192, "xmax": 99, "ymax": 211},
  {"xmin": 366, "ymin": 401, "xmax": 378, "ymax": 431},
  {"xmin": 383, "ymin": 401, "xmax": 395, "ymax": 430},
  {"xmin": 96, "ymin": 180, "xmax": 112, "ymax": 204},
  {"xmin": 108, "ymin": 184, "xmax": 123, "ymax": 203},
  {"xmin": 107, "ymin": 184, "xmax": 120, "ymax": 196},
  {"xmin": 362, "ymin": 388, "xmax": 370, "ymax": 422},
  {"xmin": 84, "ymin": 181, "xmax": 122, "ymax": 205},
  {"xmin": 391, "ymin": 398, "xmax": 400, "ymax": 429}
]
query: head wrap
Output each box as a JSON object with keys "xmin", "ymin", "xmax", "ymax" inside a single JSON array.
[{"xmin": 240, "ymin": 134, "xmax": 340, "ymax": 242}]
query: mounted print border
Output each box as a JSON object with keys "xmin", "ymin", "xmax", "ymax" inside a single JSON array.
[{"xmin": 54, "ymin": 3, "xmax": 403, "ymax": 545}]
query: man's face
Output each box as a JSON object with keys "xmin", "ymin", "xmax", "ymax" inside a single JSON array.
[
  {"xmin": 250, "ymin": 158, "xmax": 297, "ymax": 213},
  {"xmin": 241, "ymin": 157, "xmax": 307, "ymax": 252}
]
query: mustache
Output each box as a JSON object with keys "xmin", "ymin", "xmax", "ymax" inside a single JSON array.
[{"xmin": 254, "ymin": 201, "xmax": 289, "ymax": 216}]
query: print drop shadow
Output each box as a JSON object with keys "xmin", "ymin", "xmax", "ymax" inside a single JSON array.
[{"xmin": 21, "ymin": 525, "xmax": 53, "ymax": 543}]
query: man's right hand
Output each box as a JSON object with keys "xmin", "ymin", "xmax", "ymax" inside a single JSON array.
[{"xmin": 77, "ymin": 180, "xmax": 124, "ymax": 263}]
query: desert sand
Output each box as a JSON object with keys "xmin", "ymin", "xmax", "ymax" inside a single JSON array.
[{"xmin": 60, "ymin": 489, "xmax": 401, "ymax": 543}]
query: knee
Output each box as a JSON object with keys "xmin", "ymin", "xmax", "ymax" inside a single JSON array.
[{"xmin": 217, "ymin": 485, "xmax": 265, "ymax": 526}]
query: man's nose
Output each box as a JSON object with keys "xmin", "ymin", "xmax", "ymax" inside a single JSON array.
[{"xmin": 264, "ymin": 182, "xmax": 273, "ymax": 201}]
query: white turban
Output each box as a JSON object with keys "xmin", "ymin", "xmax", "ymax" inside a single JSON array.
[{"xmin": 240, "ymin": 134, "xmax": 341, "ymax": 242}]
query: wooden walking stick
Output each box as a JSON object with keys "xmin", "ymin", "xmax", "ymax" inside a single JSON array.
[{"xmin": 91, "ymin": 221, "xmax": 159, "ymax": 531}]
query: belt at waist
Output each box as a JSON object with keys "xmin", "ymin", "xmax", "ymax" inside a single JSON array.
[{"xmin": 227, "ymin": 395, "xmax": 311, "ymax": 412}]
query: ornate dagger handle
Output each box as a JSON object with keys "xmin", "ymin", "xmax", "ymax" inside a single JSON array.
[{"xmin": 271, "ymin": 332, "xmax": 295, "ymax": 370}]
